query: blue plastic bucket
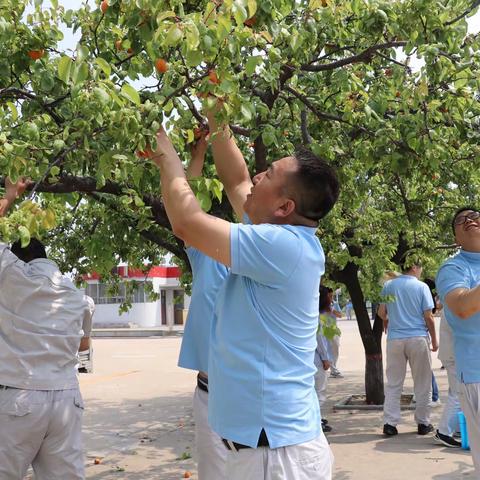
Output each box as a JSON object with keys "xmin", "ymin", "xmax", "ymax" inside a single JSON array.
[{"xmin": 458, "ymin": 411, "xmax": 470, "ymax": 450}]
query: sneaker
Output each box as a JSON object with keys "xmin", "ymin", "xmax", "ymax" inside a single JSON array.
[
  {"xmin": 322, "ymin": 423, "xmax": 332, "ymax": 433},
  {"xmin": 433, "ymin": 430, "xmax": 461, "ymax": 448},
  {"xmin": 330, "ymin": 371, "xmax": 344, "ymax": 378},
  {"xmin": 429, "ymin": 399, "xmax": 442, "ymax": 408},
  {"xmin": 383, "ymin": 424, "xmax": 398, "ymax": 436},
  {"xmin": 453, "ymin": 431, "xmax": 462, "ymax": 439},
  {"xmin": 418, "ymin": 423, "xmax": 434, "ymax": 435},
  {"xmin": 321, "ymin": 418, "xmax": 329, "ymax": 426}
]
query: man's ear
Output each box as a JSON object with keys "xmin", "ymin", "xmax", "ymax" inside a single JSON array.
[{"xmin": 275, "ymin": 198, "xmax": 296, "ymax": 218}]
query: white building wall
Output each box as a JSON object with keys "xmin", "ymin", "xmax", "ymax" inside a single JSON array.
[{"xmin": 93, "ymin": 302, "xmax": 161, "ymax": 328}]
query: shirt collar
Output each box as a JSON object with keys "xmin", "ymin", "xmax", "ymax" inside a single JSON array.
[{"xmin": 459, "ymin": 249, "xmax": 480, "ymax": 262}]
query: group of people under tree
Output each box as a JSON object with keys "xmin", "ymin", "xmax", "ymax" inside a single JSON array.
[{"xmin": 2, "ymin": 95, "xmax": 480, "ymax": 480}]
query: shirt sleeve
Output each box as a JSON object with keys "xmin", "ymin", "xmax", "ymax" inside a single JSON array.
[
  {"xmin": 380, "ymin": 281, "xmax": 390, "ymax": 301},
  {"xmin": 0, "ymin": 243, "xmax": 19, "ymax": 276},
  {"xmin": 230, "ymin": 223, "xmax": 301, "ymax": 285},
  {"xmin": 82, "ymin": 295, "xmax": 95, "ymax": 336},
  {"xmin": 421, "ymin": 283, "xmax": 435, "ymax": 311},
  {"xmin": 316, "ymin": 332, "xmax": 331, "ymax": 361},
  {"xmin": 436, "ymin": 261, "xmax": 470, "ymax": 301}
]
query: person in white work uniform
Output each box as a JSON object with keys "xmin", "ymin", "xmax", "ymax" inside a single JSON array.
[{"xmin": 0, "ymin": 177, "xmax": 95, "ymax": 480}]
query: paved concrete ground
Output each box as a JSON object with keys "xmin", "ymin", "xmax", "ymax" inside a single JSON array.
[{"xmin": 80, "ymin": 319, "xmax": 476, "ymax": 479}]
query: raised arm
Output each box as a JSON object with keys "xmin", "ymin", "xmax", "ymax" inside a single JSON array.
[
  {"xmin": 207, "ymin": 108, "xmax": 253, "ymax": 219},
  {"xmin": 424, "ymin": 309, "xmax": 438, "ymax": 352},
  {"xmin": 153, "ymin": 128, "xmax": 231, "ymax": 266},
  {"xmin": 0, "ymin": 178, "xmax": 29, "ymax": 217},
  {"xmin": 445, "ymin": 286, "xmax": 480, "ymax": 319},
  {"xmin": 186, "ymin": 129, "xmax": 208, "ymax": 180}
]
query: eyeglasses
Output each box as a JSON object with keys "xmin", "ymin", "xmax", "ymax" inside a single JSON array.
[{"xmin": 454, "ymin": 211, "xmax": 480, "ymax": 226}]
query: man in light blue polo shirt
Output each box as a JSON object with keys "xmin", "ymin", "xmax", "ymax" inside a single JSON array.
[
  {"xmin": 177, "ymin": 133, "xmax": 229, "ymax": 479},
  {"xmin": 436, "ymin": 207, "xmax": 480, "ymax": 474},
  {"xmin": 378, "ymin": 263, "xmax": 437, "ymax": 436},
  {"xmin": 151, "ymin": 102, "xmax": 339, "ymax": 479}
]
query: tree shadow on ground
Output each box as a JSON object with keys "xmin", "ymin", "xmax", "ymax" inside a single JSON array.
[
  {"xmin": 431, "ymin": 460, "xmax": 476, "ymax": 479},
  {"xmin": 83, "ymin": 393, "xmax": 197, "ymax": 480}
]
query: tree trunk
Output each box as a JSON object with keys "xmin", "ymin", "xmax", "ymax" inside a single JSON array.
[{"xmin": 332, "ymin": 261, "xmax": 384, "ymax": 404}]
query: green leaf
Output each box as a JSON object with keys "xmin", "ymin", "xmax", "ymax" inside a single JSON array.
[
  {"xmin": 18, "ymin": 226, "xmax": 31, "ymax": 248},
  {"xmin": 120, "ymin": 84, "xmax": 141, "ymax": 105},
  {"xmin": 72, "ymin": 62, "xmax": 89, "ymax": 85},
  {"xmin": 6, "ymin": 102, "xmax": 18, "ymax": 121},
  {"xmin": 245, "ymin": 55, "xmax": 261, "ymax": 76},
  {"xmin": 57, "ymin": 56, "xmax": 72, "ymax": 84},
  {"xmin": 247, "ymin": 0, "xmax": 257, "ymax": 17},
  {"xmin": 95, "ymin": 57, "xmax": 111, "ymax": 77},
  {"xmin": 164, "ymin": 25, "xmax": 183, "ymax": 47},
  {"xmin": 156, "ymin": 11, "xmax": 176, "ymax": 23},
  {"xmin": 185, "ymin": 23, "xmax": 200, "ymax": 49}
]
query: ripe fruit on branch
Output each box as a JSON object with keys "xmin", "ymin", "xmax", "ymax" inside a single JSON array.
[
  {"xmin": 28, "ymin": 49, "xmax": 44, "ymax": 60},
  {"xmin": 100, "ymin": 1, "xmax": 108, "ymax": 14},
  {"xmin": 136, "ymin": 147, "xmax": 154, "ymax": 159},
  {"xmin": 115, "ymin": 40, "xmax": 122, "ymax": 51},
  {"xmin": 208, "ymin": 69, "xmax": 219, "ymax": 84},
  {"xmin": 155, "ymin": 58, "xmax": 168, "ymax": 74},
  {"xmin": 244, "ymin": 16, "xmax": 256, "ymax": 27}
]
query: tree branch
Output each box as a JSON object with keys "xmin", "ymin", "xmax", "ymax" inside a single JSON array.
[
  {"xmin": 0, "ymin": 88, "xmax": 63, "ymax": 124},
  {"xmin": 444, "ymin": 0, "xmax": 480, "ymax": 26},
  {"xmin": 300, "ymin": 41, "xmax": 408, "ymax": 72}
]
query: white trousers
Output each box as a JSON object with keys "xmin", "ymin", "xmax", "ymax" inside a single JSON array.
[
  {"xmin": 0, "ymin": 387, "xmax": 84, "ymax": 480},
  {"xmin": 193, "ymin": 386, "xmax": 227, "ymax": 480},
  {"xmin": 383, "ymin": 337, "xmax": 432, "ymax": 426},
  {"xmin": 330, "ymin": 336, "xmax": 341, "ymax": 374},
  {"xmin": 225, "ymin": 434, "xmax": 333, "ymax": 480},
  {"xmin": 459, "ymin": 383, "xmax": 480, "ymax": 475},
  {"xmin": 314, "ymin": 367, "xmax": 329, "ymax": 411},
  {"xmin": 438, "ymin": 361, "xmax": 461, "ymax": 436}
]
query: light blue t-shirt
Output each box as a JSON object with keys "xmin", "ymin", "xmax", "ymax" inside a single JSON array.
[
  {"xmin": 177, "ymin": 247, "xmax": 228, "ymax": 373},
  {"xmin": 436, "ymin": 250, "xmax": 480, "ymax": 384},
  {"xmin": 381, "ymin": 275, "xmax": 433, "ymax": 340},
  {"xmin": 208, "ymin": 222, "xmax": 324, "ymax": 449}
]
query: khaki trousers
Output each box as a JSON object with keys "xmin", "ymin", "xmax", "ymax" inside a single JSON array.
[
  {"xmin": 438, "ymin": 360, "xmax": 461, "ymax": 436},
  {"xmin": 225, "ymin": 434, "xmax": 333, "ymax": 480},
  {"xmin": 0, "ymin": 386, "xmax": 84, "ymax": 480},
  {"xmin": 193, "ymin": 386, "xmax": 227, "ymax": 480},
  {"xmin": 383, "ymin": 337, "xmax": 432, "ymax": 426},
  {"xmin": 314, "ymin": 367, "xmax": 329, "ymax": 411},
  {"xmin": 459, "ymin": 383, "xmax": 480, "ymax": 475}
]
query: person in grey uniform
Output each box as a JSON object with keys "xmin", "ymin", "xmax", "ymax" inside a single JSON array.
[{"xmin": 0, "ymin": 177, "xmax": 94, "ymax": 480}]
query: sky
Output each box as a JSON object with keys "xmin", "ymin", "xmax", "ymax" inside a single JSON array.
[{"xmin": 32, "ymin": 1, "xmax": 480, "ymax": 55}]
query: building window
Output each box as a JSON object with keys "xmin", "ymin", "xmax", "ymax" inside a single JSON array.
[{"xmin": 85, "ymin": 281, "xmax": 147, "ymax": 304}]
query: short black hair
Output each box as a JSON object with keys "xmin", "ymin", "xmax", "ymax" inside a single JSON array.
[
  {"xmin": 319, "ymin": 285, "xmax": 332, "ymax": 312},
  {"xmin": 424, "ymin": 278, "xmax": 437, "ymax": 314},
  {"xmin": 11, "ymin": 238, "xmax": 47, "ymax": 263},
  {"xmin": 451, "ymin": 206, "xmax": 478, "ymax": 234},
  {"xmin": 289, "ymin": 147, "xmax": 340, "ymax": 221}
]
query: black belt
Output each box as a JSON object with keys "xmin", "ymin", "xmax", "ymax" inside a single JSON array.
[
  {"xmin": 197, "ymin": 374, "xmax": 208, "ymax": 393},
  {"xmin": 222, "ymin": 429, "xmax": 270, "ymax": 451}
]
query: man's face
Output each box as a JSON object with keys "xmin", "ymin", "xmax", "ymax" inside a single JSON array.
[
  {"xmin": 243, "ymin": 156, "xmax": 298, "ymax": 224},
  {"xmin": 453, "ymin": 210, "xmax": 480, "ymax": 250}
]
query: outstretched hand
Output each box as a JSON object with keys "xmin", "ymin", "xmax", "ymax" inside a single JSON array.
[
  {"xmin": 190, "ymin": 128, "xmax": 209, "ymax": 159},
  {"xmin": 152, "ymin": 127, "xmax": 178, "ymax": 167},
  {"xmin": 5, "ymin": 177, "xmax": 31, "ymax": 201}
]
